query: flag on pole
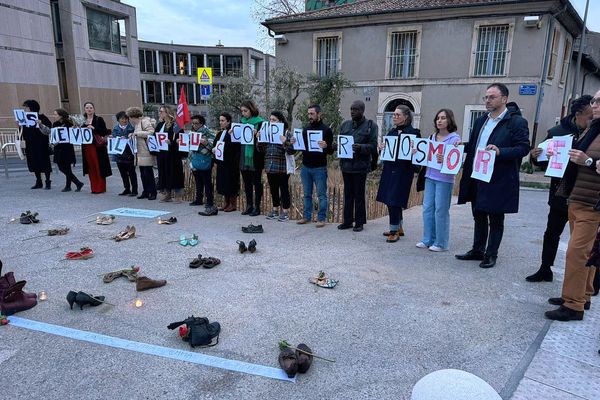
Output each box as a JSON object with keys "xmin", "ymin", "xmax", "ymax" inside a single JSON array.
[{"xmin": 176, "ymin": 86, "xmax": 191, "ymax": 129}]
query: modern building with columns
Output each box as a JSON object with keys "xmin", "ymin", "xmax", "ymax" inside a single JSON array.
[{"xmin": 138, "ymin": 40, "xmax": 275, "ymax": 120}]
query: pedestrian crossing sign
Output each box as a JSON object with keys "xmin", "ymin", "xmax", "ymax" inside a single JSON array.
[{"xmin": 197, "ymin": 68, "xmax": 213, "ymax": 85}]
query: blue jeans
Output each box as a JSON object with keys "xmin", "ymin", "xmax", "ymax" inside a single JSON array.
[
  {"xmin": 422, "ymin": 178, "xmax": 453, "ymax": 249},
  {"xmin": 300, "ymin": 166, "xmax": 328, "ymax": 221}
]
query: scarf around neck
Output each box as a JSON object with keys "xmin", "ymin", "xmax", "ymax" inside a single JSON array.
[{"xmin": 241, "ymin": 116, "xmax": 263, "ymax": 169}]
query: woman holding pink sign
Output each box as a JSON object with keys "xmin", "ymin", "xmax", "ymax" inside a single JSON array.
[
  {"xmin": 126, "ymin": 107, "xmax": 157, "ymax": 200},
  {"xmin": 416, "ymin": 109, "xmax": 461, "ymax": 252}
]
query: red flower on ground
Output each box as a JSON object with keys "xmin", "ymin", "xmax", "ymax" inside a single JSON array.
[{"xmin": 179, "ymin": 326, "xmax": 188, "ymax": 337}]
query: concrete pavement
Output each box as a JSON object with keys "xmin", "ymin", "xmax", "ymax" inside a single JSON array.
[{"xmin": 0, "ymin": 170, "xmax": 598, "ymax": 400}]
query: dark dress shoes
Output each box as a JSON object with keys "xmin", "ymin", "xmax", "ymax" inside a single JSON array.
[
  {"xmin": 548, "ymin": 297, "xmax": 590, "ymax": 310},
  {"xmin": 353, "ymin": 224, "xmax": 364, "ymax": 232},
  {"xmin": 455, "ymin": 250, "xmax": 485, "ymax": 261},
  {"xmin": 526, "ymin": 268, "xmax": 553, "ymax": 282},
  {"xmin": 479, "ymin": 255, "xmax": 497, "ymax": 269},
  {"xmin": 544, "ymin": 305, "xmax": 584, "ymax": 321},
  {"xmin": 337, "ymin": 223, "xmax": 353, "ymax": 230},
  {"xmin": 241, "ymin": 206, "xmax": 254, "ymax": 215}
]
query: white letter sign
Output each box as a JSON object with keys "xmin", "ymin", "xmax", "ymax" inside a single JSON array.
[
  {"xmin": 307, "ymin": 130, "xmax": 323, "ymax": 152},
  {"xmin": 337, "ymin": 135, "xmax": 354, "ymax": 159},
  {"xmin": 412, "ymin": 138, "xmax": 429, "ymax": 166},
  {"xmin": 214, "ymin": 140, "xmax": 225, "ymax": 161},
  {"xmin": 292, "ymin": 128, "xmax": 305, "ymax": 150},
  {"xmin": 397, "ymin": 134, "xmax": 416, "ymax": 160},
  {"xmin": 380, "ymin": 136, "xmax": 398, "ymax": 162},
  {"xmin": 440, "ymin": 145, "xmax": 464, "ymax": 175},
  {"xmin": 471, "ymin": 149, "xmax": 496, "ymax": 182},
  {"xmin": 545, "ymin": 135, "xmax": 573, "ymax": 178}
]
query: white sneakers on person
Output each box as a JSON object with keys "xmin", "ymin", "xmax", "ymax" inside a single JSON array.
[
  {"xmin": 428, "ymin": 245, "xmax": 447, "ymax": 252},
  {"xmin": 416, "ymin": 242, "xmax": 428, "ymax": 249}
]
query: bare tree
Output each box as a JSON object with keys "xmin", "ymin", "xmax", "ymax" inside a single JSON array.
[
  {"xmin": 251, "ymin": 0, "xmax": 304, "ymax": 53},
  {"xmin": 266, "ymin": 63, "xmax": 306, "ymax": 124}
]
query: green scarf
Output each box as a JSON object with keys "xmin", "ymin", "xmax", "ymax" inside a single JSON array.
[{"xmin": 241, "ymin": 116, "xmax": 263, "ymax": 169}]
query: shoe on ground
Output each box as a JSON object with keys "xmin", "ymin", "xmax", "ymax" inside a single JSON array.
[
  {"xmin": 278, "ymin": 348, "xmax": 298, "ymax": 378},
  {"xmin": 147, "ymin": 193, "xmax": 157, "ymax": 200},
  {"xmin": 137, "ymin": 192, "xmax": 149, "ymax": 199},
  {"xmin": 544, "ymin": 305, "xmax": 584, "ymax": 321},
  {"xmin": 526, "ymin": 268, "xmax": 553, "ymax": 282},
  {"xmin": 189, "ymin": 200, "xmax": 203, "ymax": 206},
  {"xmin": 129, "ymin": 192, "xmax": 138, "ymax": 197},
  {"xmin": 75, "ymin": 182, "xmax": 84, "ymax": 192},
  {"xmin": 386, "ymin": 232, "xmax": 400, "ymax": 243},
  {"xmin": 398, "ymin": 227, "xmax": 405, "ymax": 237},
  {"xmin": 479, "ymin": 255, "xmax": 497, "ymax": 268},
  {"xmin": 455, "ymin": 249, "xmax": 485, "ymax": 261},
  {"xmin": 249, "ymin": 209, "xmax": 261, "ymax": 217},
  {"xmin": 337, "ymin": 223, "xmax": 353, "ymax": 230},
  {"xmin": 352, "ymin": 225, "xmax": 363, "ymax": 232},
  {"xmin": 241, "ymin": 224, "xmax": 264, "ymax": 234},
  {"xmin": 297, "ymin": 218, "xmax": 311, "ymax": 225},
  {"xmin": 315, "ymin": 220, "xmax": 326, "ymax": 228},
  {"xmin": 198, "ymin": 206, "xmax": 218, "ymax": 216},
  {"xmin": 416, "ymin": 242, "xmax": 428, "ymax": 249},
  {"xmin": 159, "ymin": 192, "xmax": 172, "ymax": 202},
  {"xmin": 136, "ymin": 276, "xmax": 167, "ymax": 291},
  {"xmin": 296, "ymin": 343, "xmax": 313, "ymax": 373},
  {"xmin": 278, "ymin": 212, "xmax": 289, "ymax": 222},
  {"xmin": 266, "ymin": 210, "xmax": 278, "ymax": 220},
  {"xmin": 548, "ymin": 297, "xmax": 590, "ymax": 310},
  {"xmin": 429, "ymin": 245, "xmax": 447, "ymax": 252},
  {"xmin": 61, "ymin": 187, "xmax": 72, "ymax": 192},
  {"xmin": 119, "ymin": 189, "xmax": 131, "ymax": 196}
]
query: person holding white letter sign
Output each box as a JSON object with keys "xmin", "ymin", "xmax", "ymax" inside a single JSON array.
[
  {"xmin": 375, "ymin": 105, "xmax": 421, "ymax": 242},
  {"xmin": 338, "ymin": 100, "xmax": 378, "ymax": 232},
  {"xmin": 456, "ymin": 83, "xmax": 530, "ymax": 269},
  {"xmin": 19, "ymin": 100, "xmax": 53, "ymax": 190}
]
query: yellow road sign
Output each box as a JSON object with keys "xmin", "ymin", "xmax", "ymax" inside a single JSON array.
[{"xmin": 197, "ymin": 68, "xmax": 213, "ymax": 85}]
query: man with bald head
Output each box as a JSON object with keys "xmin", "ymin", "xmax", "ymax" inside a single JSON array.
[{"xmin": 338, "ymin": 100, "xmax": 378, "ymax": 232}]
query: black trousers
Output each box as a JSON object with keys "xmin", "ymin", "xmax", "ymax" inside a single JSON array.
[
  {"xmin": 34, "ymin": 171, "xmax": 50, "ymax": 182},
  {"xmin": 472, "ymin": 203, "xmax": 505, "ymax": 257},
  {"xmin": 56, "ymin": 163, "xmax": 81, "ymax": 188},
  {"xmin": 540, "ymin": 206, "xmax": 569, "ymax": 270},
  {"xmin": 267, "ymin": 173, "xmax": 290, "ymax": 209},
  {"xmin": 117, "ymin": 162, "xmax": 138, "ymax": 193},
  {"xmin": 241, "ymin": 169, "xmax": 263, "ymax": 208},
  {"xmin": 342, "ymin": 172, "xmax": 367, "ymax": 226},
  {"xmin": 193, "ymin": 169, "xmax": 214, "ymax": 206},
  {"xmin": 139, "ymin": 166, "xmax": 156, "ymax": 196}
]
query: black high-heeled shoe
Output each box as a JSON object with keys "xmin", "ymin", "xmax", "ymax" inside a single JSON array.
[
  {"xmin": 74, "ymin": 291, "xmax": 105, "ymax": 310},
  {"xmin": 248, "ymin": 239, "xmax": 257, "ymax": 253},
  {"xmin": 66, "ymin": 291, "xmax": 78, "ymax": 309},
  {"xmin": 237, "ymin": 240, "xmax": 247, "ymax": 253}
]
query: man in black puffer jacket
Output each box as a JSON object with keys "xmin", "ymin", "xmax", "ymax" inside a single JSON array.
[{"xmin": 526, "ymin": 95, "xmax": 593, "ymax": 282}]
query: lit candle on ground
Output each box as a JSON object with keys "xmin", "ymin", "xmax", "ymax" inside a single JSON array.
[
  {"xmin": 134, "ymin": 298, "xmax": 143, "ymax": 308},
  {"xmin": 38, "ymin": 291, "xmax": 48, "ymax": 301}
]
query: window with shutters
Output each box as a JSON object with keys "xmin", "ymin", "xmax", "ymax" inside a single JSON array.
[
  {"xmin": 560, "ymin": 39, "xmax": 572, "ymax": 85},
  {"xmin": 547, "ymin": 29, "xmax": 561, "ymax": 80}
]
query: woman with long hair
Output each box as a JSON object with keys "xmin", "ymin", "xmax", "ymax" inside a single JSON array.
[
  {"xmin": 214, "ymin": 112, "xmax": 241, "ymax": 212},
  {"xmin": 51, "ymin": 108, "xmax": 84, "ymax": 192},
  {"xmin": 81, "ymin": 101, "xmax": 112, "ymax": 193},
  {"xmin": 156, "ymin": 105, "xmax": 184, "ymax": 203},
  {"xmin": 261, "ymin": 111, "xmax": 294, "ymax": 221},
  {"xmin": 239, "ymin": 100, "xmax": 265, "ymax": 216},
  {"xmin": 126, "ymin": 106, "xmax": 157, "ymax": 200},
  {"xmin": 376, "ymin": 105, "xmax": 421, "ymax": 243},
  {"xmin": 20, "ymin": 99, "xmax": 52, "ymax": 189},
  {"xmin": 416, "ymin": 109, "xmax": 461, "ymax": 251}
]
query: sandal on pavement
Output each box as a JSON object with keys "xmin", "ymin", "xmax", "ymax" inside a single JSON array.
[
  {"xmin": 309, "ymin": 271, "xmax": 338, "ymax": 288},
  {"xmin": 202, "ymin": 257, "xmax": 221, "ymax": 269},
  {"xmin": 112, "ymin": 225, "xmax": 136, "ymax": 242},
  {"xmin": 158, "ymin": 217, "xmax": 177, "ymax": 225}
]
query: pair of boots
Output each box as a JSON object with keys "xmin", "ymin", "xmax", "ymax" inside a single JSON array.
[
  {"xmin": 0, "ymin": 260, "xmax": 37, "ymax": 316},
  {"xmin": 222, "ymin": 196, "xmax": 238, "ymax": 212},
  {"xmin": 31, "ymin": 179, "xmax": 51, "ymax": 190},
  {"xmin": 278, "ymin": 343, "xmax": 313, "ymax": 378}
]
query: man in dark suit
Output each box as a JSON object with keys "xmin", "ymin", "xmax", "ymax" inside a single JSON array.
[{"xmin": 456, "ymin": 83, "xmax": 530, "ymax": 268}]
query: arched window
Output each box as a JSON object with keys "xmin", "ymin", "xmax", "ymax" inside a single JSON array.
[{"xmin": 383, "ymin": 99, "xmax": 415, "ymax": 133}]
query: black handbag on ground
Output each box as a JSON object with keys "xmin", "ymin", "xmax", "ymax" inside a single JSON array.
[{"xmin": 168, "ymin": 316, "xmax": 221, "ymax": 348}]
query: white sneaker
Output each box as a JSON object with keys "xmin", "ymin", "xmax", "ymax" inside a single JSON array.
[
  {"xmin": 428, "ymin": 245, "xmax": 447, "ymax": 252},
  {"xmin": 416, "ymin": 242, "xmax": 428, "ymax": 248}
]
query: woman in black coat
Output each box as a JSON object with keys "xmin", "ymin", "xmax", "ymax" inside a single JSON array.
[
  {"xmin": 376, "ymin": 105, "xmax": 421, "ymax": 242},
  {"xmin": 21, "ymin": 99, "xmax": 52, "ymax": 189},
  {"xmin": 82, "ymin": 101, "xmax": 112, "ymax": 193},
  {"xmin": 51, "ymin": 108, "xmax": 84, "ymax": 192},
  {"xmin": 213, "ymin": 112, "xmax": 241, "ymax": 212},
  {"xmin": 155, "ymin": 105, "xmax": 185, "ymax": 203}
]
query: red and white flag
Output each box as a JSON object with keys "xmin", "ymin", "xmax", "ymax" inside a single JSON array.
[{"xmin": 176, "ymin": 86, "xmax": 191, "ymax": 129}]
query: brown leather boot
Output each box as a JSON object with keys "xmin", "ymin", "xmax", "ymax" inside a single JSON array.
[
  {"xmin": 0, "ymin": 260, "xmax": 36, "ymax": 299},
  {"xmin": 1, "ymin": 285, "xmax": 37, "ymax": 315},
  {"xmin": 136, "ymin": 276, "xmax": 167, "ymax": 291},
  {"xmin": 224, "ymin": 196, "xmax": 237, "ymax": 212}
]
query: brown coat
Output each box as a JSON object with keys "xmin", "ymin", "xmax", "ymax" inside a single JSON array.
[{"xmin": 134, "ymin": 117, "xmax": 155, "ymax": 167}]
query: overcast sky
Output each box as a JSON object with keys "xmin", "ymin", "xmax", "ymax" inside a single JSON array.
[{"xmin": 122, "ymin": 0, "xmax": 600, "ymax": 52}]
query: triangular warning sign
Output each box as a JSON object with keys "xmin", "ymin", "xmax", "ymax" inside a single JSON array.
[{"xmin": 200, "ymin": 70, "xmax": 210, "ymax": 82}]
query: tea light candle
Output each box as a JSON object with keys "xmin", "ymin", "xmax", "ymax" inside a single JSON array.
[
  {"xmin": 38, "ymin": 291, "xmax": 48, "ymax": 301},
  {"xmin": 134, "ymin": 298, "xmax": 143, "ymax": 308}
]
